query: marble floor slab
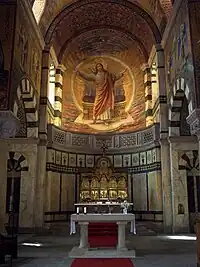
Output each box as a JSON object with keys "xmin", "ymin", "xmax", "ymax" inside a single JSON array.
[{"xmin": 6, "ymin": 223, "xmax": 197, "ymax": 267}]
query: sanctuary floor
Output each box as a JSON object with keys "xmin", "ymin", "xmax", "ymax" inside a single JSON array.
[{"xmin": 5, "ymin": 223, "xmax": 196, "ymax": 267}]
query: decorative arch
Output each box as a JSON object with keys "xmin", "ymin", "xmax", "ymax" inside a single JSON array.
[
  {"xmin": 169, "ymin": 77, "xmax": 194, "ymax": 136},
  {"xmin": 7, "ymin": 152, "xmax": 28, "ymax": 172},
  {"xmin": 13, "ymin": 78, "xmax": 38, "ymax": 138},
  {"xmin": 44, "ymin": 0, "xmax": 162, "ymax": 46},
  {"xmin": 58, "ymin": 26, "xmax": 149, "ymax": 62},
  {"xmin": 179, "ymin": 150, "xmax": 199, "ymax": 171},
  {"xmin": 32, "ymin": 0, "xmax": 46, "ymax": 23}
]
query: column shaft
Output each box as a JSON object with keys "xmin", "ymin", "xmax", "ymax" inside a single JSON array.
[
  {"xmin": 54, "ymin": 65, "xmax": 65, "ymax": 127},
  {"xmin": 142, "ymin": 64, "xmax": 153, "ymax": 126},
  {"xmin": 117, "ymin": 222, "xmax": 127, "ymax": 250},
  {"xmin": 79, "ymin": 222, "xmax": 88, "ymax": 248},
  {"xmin": 160, "ymin": 139, "xmax": 173, "ymax": 233},
  {"xmin": 34, "ymin": 49, "xmax": 50, "ymax": 228},
  {"xmin": 156, "ymin": 44, "xmax": 173, "ymax": 232}
]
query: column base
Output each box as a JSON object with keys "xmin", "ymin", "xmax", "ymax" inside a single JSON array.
[
  {"xmin": 117, "ymin": 246, "xmax": 128, "ymax": 251},
  {"xmin": 68, "ymin": 246, "xmax": 136, "ymax": 258},
  {"xmin": 79, "ymin": 222, "xmax": 88, "ymax": 249}
]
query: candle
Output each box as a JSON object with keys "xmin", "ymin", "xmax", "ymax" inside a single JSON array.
[
  {"xmin": 84, "ymin": 207, "xmax": 87, "ymax": 214},
  {"xmin": 76, "ymin": 207, "xmax": 79, "ymax": 214}
]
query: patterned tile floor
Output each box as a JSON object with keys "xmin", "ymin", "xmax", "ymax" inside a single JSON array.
[{"xmin": 3, "ymin": 224, "xmax": 197, "ymax": 267}]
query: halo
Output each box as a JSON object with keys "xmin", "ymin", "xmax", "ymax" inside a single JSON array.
[{"xmin": 93, "ymin": 58, "xmax": 108, "ymax": 70}]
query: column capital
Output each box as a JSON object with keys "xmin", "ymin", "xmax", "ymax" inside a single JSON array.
[
  {"xmin": 57, "ymin": 64, "xmax": 66, "ymax": 73},
  {"xmin": 186, "ymin": 108, "xmax": 200, "ymax": 136},
  {"xmin": 78, "ymin": 222, "xmax": 89, "ymax": 225},
  {"xmin": 159, "ymin": 138, "xmax": 169, "ymax": 146},
  {"xmin": 155, "ymin": 43, "xmax": 163, "ymax": 52},
  {"xmin": 117, "ymin": 221, "xmax": 128, "ymax": 225},
  {"xmin": 140, "ymin": 63, "xmax": 150, "ymax": 72}
]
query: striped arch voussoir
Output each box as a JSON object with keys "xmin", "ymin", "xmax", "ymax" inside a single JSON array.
[
  {"xmin": 179, "ymin": 150, "xmax": 199, "ymax": 171},
  {"xmin": 169, "ymin": 77, "xmax": 193, "ymax": 137},
  {"xmin": 13, "ymin": 78, "xmax": 38, "ymax": 138},
  {"xmin": 7, "ymin": 151, "xmax": 29, "ymax": 172}
]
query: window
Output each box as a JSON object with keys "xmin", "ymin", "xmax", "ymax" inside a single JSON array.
[
  {"xmin": 32, "ymin": 0, "xmax": 46, "ymax": 23},
  {"xmin": 48, "ymin": 64, "xmax": 56, "ymax": 106}
]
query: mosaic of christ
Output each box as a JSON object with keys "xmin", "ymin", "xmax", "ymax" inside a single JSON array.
[{"xmin": 72, "ymin": 57, "xmax": 135, "ymax": 132}]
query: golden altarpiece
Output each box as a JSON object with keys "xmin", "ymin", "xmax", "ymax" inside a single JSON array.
[{"xmin": 79, "ymin": 156, "xmax": 128, "ymax": 202}]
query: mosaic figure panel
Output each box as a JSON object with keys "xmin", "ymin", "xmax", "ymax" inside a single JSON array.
[{"xmin": 70, "ymin": 56, "xmax": 134, "ymax": 132}]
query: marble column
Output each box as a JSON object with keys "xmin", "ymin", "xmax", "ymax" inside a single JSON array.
[
  {"xmin": 34, "ymin": 49, "xmax": 50, "ymax": 228},
  {"xmin": 54, "ymin": 64, "xmax": 66, "ymax": 127},
  {"xmin": 117, "ymin": 222, "xmax": 127, "ymax": 250},
  {"xmin": 128, "ymin": 173, "xmax": 132, "ymax": 204},
  {"xmin": 141, "ymin": 63, "xmax": 153, "ymax": 126},
  {"xmin": 155, "ymin": 43, "xmax": 173, "ymax": 232},
  {"xmin": 0, "ymin": 140, "xmax": 8, "ymax": 232},
  {"xmin": 159, "ymin": 139, "xmax": 172, "ymax": 233},
  {"xmin": 156, "ymin": 44, "xmax": 168, "ymax": 137},
  {"xmin": 79, "ymin": 222, "xmax": 88, "ymax": 248}
]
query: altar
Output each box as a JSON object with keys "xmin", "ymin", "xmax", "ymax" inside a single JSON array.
[
  {"xmin": 75, "ymin": 202, "xmax": 133, "ymax": 213},
  {"xmin": 69, "ymin": 213, "xmax": 136, "ymax": 258}
]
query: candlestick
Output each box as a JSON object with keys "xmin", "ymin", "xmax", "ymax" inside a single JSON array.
[
  {"xmin": 84, "ymin": 207, "xmax": 86, "ymax": 214},
  {"xmin": 76, "ymin": 207, "xmax": 79, "ymax": 214}
]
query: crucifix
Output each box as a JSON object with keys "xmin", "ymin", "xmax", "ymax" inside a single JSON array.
[{"xmin": 101, "ymin": 140, "xmax": 108, "ymax": 156}]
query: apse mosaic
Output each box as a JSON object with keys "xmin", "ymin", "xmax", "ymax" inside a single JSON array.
[{"xmin": 63, "ymin": 56, "xmax": 136, "ymax": 133}]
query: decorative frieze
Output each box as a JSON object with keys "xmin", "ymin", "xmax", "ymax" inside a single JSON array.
[
  {"xmin": 48, "ymin": 123, "xmax": 159, "ymax": 151},
  {"xmin": 46, "ymin": 146, "xmax": 161, "ymax": 174}
]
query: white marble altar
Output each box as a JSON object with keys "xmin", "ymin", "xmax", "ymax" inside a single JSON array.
[{"xmin": 70, "ymin": 213, "xmax": 135, "ymax": 250}]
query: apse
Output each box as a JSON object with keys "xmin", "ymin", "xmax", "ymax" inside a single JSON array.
[{"xmin": 43, "ymin": 0, "xmax": 162, "ymax": 133}]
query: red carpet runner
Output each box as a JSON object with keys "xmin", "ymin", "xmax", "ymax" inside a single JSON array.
[
  {"xmin": 71, "ymin": 258, "xmax": 134, "ymax": 267},
  {"xmin": 71, "ymin": 223, "xmax": 134, "ymax": 267},
  {"xmin": 88, "ymin": 222, "xmax": 118, "ymax": 247}
]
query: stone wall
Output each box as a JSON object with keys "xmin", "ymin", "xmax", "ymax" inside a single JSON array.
[
  {"xmin": 9, "ymin": 0, "xmax": 44, "ymax": 138},
  {"xmin": 0, "ymin": 2, "xmax": 16, "ymax": 110},
  {"xmin": 188, "ymin": 1, "xmax": 200, "ymax": 107},
  {"xmin": 0, "ymin": 141, "xmax": 38, "ymax": 230},
  {"xmin": 46, "ymin": 124, "xmax": 162, "ymax": 222},
  {"xmin": 163, "ymin": 0, "xmax": 194, "ymax": 99}
]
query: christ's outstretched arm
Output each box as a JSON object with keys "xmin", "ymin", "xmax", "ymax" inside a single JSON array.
[
  {"xmin": 113, "ymin": 69, "xmax": 128, "ymax": 82},
  {"xmin": 76, "ymin": 70, "xmax": 96, "ymax": 82}
]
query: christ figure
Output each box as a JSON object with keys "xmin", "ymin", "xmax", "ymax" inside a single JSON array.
[{"xmin": 76, "ymin": 63, "xmax": 126, "ymax": 124}]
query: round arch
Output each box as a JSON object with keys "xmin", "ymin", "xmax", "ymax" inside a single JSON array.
[
  {"xmin": 169, "ymin": 77, "xmax": 194, "ymax": 136},
  {"xmin": 13, "ymin": 78, "xmax": 38, "ymax": 138},
  {"xmin": 44, "ymin": 0, "xmax": 162, "ymax": 46},
  {"xmin": 58, "ymin": 26, "xmax": 149, "ymax": 62}
]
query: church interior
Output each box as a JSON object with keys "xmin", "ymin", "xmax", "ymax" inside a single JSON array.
[{"xmin": 0, "ymin": 0, "xmax": 200, "ymax": 266}]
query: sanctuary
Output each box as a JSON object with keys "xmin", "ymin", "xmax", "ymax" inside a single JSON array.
[{"xmin": 0, "ymin": 0, "xmax": 200, "ymax": 238}]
